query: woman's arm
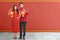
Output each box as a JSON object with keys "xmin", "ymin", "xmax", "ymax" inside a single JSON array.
[
  {"xmin": 8, "ymin": 8, "xmax": 14, "ymax": 18},
  {"xmin": 8, "ymin": 8, "xmax": 11, "ymax": 16}
]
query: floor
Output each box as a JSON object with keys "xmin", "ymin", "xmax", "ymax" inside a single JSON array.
[{"xmin": 0, "ymin": 32, "xmax": 60, "ymax": 40}]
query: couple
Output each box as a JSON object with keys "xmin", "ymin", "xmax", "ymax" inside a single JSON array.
[{"xmin": 8, "ymin": 2, "xmax": 29, "ymax": 39}]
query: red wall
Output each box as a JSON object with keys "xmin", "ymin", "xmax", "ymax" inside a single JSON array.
[{"xmin": 0, "ymin": 2, "xmax": 60, "ymax": 31}]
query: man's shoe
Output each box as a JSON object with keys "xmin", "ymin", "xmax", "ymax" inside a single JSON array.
[
  {"xmin": 23, "ymin": 36, "xmax": 25, "ymax": 39},
  {"xmin": 19, "ymin": 37, "xmax": 22, "ymax": 39}
]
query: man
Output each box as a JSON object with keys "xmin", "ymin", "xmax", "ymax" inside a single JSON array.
[{"xmin": 19, "ymin": 2, "xmax": 29, "ymax": 39}]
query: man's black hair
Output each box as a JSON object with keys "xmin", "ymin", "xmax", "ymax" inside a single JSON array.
[{"xmin": 19, "ymin": 2, "xmax": 24, "ymax": 5}]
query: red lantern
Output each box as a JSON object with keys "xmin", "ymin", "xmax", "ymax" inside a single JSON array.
[
  {"xmin": 21, "ymin": 11, "xmax": 25, "ymax": 17},
  {"xmin": 9, "ymin": 11, "xmax": 14, "ymax": 18}
]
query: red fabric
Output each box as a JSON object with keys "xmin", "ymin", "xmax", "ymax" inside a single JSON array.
[
  {"xmin": 19, "ymin": 8, "xmax": 28, "ymax": 22},
  {"xmin": 12, "ymin": 11, "xmax": 19, "ymax": 33}
]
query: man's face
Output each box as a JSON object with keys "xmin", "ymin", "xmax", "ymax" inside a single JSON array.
[{"xmin": 20, "ymin": 4, "xmax": 24, "ymax": 8}]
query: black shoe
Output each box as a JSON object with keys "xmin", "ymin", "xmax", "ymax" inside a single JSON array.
[
  {"xmin": 23, "ymin": 36, "xmax": 25, "ymax": 39},
  {"xmin": 19, "ymin": 37, "xmax": 22, "ymax": 39},
  {"xmin": 14, "ymin": 37, "xmax": 17, "ymax": 39}
]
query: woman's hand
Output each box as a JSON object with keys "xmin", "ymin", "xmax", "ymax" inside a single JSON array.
[
  {"xmin": 8, "ymin": 8, "xmax": 12, "ymax": 16},
  {"xmin": 19, "ymin": 11, "xmax": 21, "ymax": 18},
  {"xmin": 17, "ymin": 17, "xmax": 20, "ymax": 19},
  {"xmin": 8, "ymin": 8, "xmax": 14, "ymax": 18}
]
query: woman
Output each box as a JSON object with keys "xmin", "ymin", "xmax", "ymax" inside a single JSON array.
[{"xmin": 8, "ymin": 5, "xmax": 19, "ymax": 39}]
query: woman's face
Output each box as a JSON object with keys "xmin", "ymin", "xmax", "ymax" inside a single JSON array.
[
  {"xmin": 20, "ymin": 4, "xmax": 24, "ymax": 8},
  {"xmin": 14, "ymin": 6, "xmax": 17, "ymax": 10}
]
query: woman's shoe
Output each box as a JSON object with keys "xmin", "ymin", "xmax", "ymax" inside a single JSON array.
[{"xmin": 14, "ymin": 37, "xmax": 17, "ymax": 39}]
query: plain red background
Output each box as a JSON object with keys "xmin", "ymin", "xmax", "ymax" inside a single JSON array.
[{"xmin": 0, "ymin": 2, "xmax": 60, "ymax": 31}]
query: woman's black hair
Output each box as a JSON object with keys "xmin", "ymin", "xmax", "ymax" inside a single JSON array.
[
  {"xmin": 19, "ymin": 2, "xmax": 24, "ymax": 5},
  {"xmin": 13, "ymin": 5, "xmax": 19, "ymax": 14}
]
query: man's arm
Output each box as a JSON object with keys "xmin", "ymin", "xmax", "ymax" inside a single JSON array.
[{"xmin": 25, "ymin": 8, "xmax": 29, "ymax": 15}]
